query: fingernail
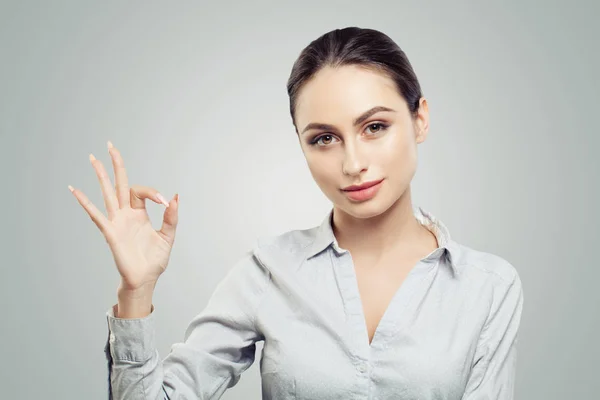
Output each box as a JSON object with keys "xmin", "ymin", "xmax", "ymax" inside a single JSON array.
[
  {"xmin": 107, "ymin": 141, "xmax": 114, "ymax": 149},
  {"xmin": 175, "ymin": 193, "xmax": 179, "ymax": 204},
  {"xmin": 89, "ymin": 154, "xmax": 96, "ymax": 162},
  {"xmin": 156, "ymin": 193, "xmax": 170, "ymax": 207},
  {"xmin": 68, "ymin": 185, "xmax": 74, "ymax": 192}
]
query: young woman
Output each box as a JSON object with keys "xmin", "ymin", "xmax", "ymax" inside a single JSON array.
[{"xmin": 70, "ymin": 27, "xmax": 524, "ymax": 400}]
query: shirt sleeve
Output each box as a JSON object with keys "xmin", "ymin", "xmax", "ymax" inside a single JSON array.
[
  {"xmin": 462, "ymin": 270, "xmax": 524, "ymax": 400},
  {"xmin": 104, "ymin": 250, "xmax": 271, "ymax": 400}
]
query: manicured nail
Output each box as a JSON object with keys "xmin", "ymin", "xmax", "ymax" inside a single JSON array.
[
  {"xmin": 89, "ymin": 154, "xmax": 96, "ymax": 162},
  {"xmin": 107, "ymin": 141, "xmax": 114, "ymax": 149},
  {"xmin": 156, "ymin": 193, "xmax": 170, "ymax": 207},
  {"xmin": 175, "ymin": 193, "xmax": 179, "ymax": 203},
  {"xmin": 68, "ymin": 185, "xmax": 74, "ymax": 192}
]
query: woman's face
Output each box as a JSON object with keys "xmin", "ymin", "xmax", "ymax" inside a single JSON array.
[{"xmin": 294, "ymin": 64, "xmax": 429, "ymax": 219}]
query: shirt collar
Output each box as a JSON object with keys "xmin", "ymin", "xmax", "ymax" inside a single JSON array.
[{"xmin": 305, "ymin": 205, "xmax": 462, "ymax": 277}]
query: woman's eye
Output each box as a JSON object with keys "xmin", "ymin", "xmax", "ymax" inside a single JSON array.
[
  {"xmin": 311, "ymin": 134, "xmax": 338, "ymax": 147},
  {"xmin": 366, "ymin": 122, "xmax": 388, "ymax": 135}
]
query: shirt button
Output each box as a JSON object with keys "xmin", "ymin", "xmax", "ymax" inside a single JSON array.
[
  {"xmin": 109, "ymin": 333, "xmax": 116, "ymax": 343},
  {"xmin": 357, "ymin": 363, "xmax": 367, "ymax": 373}
]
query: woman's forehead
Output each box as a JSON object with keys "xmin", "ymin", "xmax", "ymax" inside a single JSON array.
[{"xmin": 295, "ymin": 66, "xmax": 406, "ymax": 128}]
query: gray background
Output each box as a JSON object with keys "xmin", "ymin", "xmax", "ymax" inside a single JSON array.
[{"xmin": 1, "ymin": 0, "xmax": 598, "ymax": 398}]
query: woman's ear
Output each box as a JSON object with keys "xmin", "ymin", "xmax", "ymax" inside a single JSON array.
[{"xmin": 414, "ymin": 97, "xmax": 429, "ymax": 144}]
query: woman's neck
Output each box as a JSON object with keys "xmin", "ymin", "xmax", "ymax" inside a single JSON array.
[{"xmin": 332, "ymin": 187, "xmax": 435, "ymax": 262}]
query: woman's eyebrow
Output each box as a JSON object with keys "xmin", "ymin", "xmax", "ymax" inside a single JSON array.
[{"xmin": 300, "ymin": 105, "xmax": 396, "ymax": 135}]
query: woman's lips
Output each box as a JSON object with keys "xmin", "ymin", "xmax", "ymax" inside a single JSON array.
[{"xmin": 341, "ymin": 179, "xmax": 384, "ymax": 202}]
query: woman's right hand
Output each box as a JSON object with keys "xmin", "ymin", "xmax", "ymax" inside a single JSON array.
[{"xmin": 69, "ymin": 141, "xmax": 179, "ymax": 293}]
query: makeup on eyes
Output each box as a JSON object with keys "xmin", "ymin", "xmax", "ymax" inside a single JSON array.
[{"xmin": 308, "ymin": 122, "xmax": 390, "ymax": 147}]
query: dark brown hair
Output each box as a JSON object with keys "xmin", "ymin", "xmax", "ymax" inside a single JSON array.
[{"xmin": 286, "ymin": 27, "xmax": 423, "ymax": 134}]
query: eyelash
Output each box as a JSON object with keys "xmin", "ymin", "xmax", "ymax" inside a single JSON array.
[{"xmin": 308, "ymin": 122, "xmax": 390, "ymax": 147}]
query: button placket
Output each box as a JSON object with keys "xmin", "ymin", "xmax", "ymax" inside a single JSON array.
[
  {"xmin": 357, "ymin": 362, "xmax": 368, "ymax": 374},
  {"xmin": 330, "ymin": 249, "xmax": 371, "ymax": 360}
]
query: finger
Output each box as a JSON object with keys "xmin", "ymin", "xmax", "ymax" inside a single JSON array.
[
  {"xmin": 89, "ymin": 154, "xmax": 119, "ymax": 220},
  {"xmin": 68, "ymin": 185, "xmax": 111, "ymax": 235},
  {"xmin": 107, "ymin": 141, "xmax": 131, "ymax": 209},
  {"xmin": 130, "ymin": 184, "xmax": 171, "ymax": 210},
  {"xmin": 158, "ymin": 193, "xmax": 179, "ymax": 243}
]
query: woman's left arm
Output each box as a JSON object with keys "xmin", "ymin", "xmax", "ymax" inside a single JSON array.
[{"xmin": 462, "ymin": 271, "xmax": 525, "ymax": 400}]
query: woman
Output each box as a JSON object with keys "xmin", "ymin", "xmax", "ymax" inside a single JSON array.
[{"xmin": 70, "ymin": 27, "xmax": 524, "ymax": 399}]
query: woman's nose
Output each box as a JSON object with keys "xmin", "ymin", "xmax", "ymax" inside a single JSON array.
[{"xmin": 342, "ymin": 143, "xmax": 368, "ymax": 176}]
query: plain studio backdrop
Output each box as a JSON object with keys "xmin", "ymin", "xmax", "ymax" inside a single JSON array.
[{"xmin": 1, "ymin": 1, "xmax": 598, "ymax": 399}]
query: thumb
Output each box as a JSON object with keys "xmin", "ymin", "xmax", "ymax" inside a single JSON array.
[
  {"xmin": 130, "ymin": 184, "xmax": 169, "ymax": 210},
  {"xmin": 159, "ymin": 193, "xmax": 179, "ymax": 242}
]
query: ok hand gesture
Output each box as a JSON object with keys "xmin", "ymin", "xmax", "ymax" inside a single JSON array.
[{"xmin": 69, "ymin": 141, "xmax": 179, "ymax": 293}]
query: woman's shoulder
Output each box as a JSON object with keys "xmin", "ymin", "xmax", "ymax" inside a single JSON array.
[
  {"xmin": 254, "ymin": 224, "xmax": 321, "ymax": 253},
  {"xmin": 245, "ymin": 223, "xmax": 324, "ymax": 276},
  {"xmin": 451, "ymin": 241, "xmax": 522, "ymax": 287}
]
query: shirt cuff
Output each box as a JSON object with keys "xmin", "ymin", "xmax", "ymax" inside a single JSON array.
[{"xmin": 105, "ymin": 303, "xmax": 156, "ymax": 362}]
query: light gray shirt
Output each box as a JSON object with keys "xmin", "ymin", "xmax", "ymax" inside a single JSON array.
[{"xmin": 104, "ymin": 205, "xmax": 524, "ymax": 399}]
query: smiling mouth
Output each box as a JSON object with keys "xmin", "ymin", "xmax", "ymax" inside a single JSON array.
[
  {"xmin": 340, "ymin": 179, "xmax": 385, "ymax": 202},
  {"xmin": 342, "ymin": 179, "xmax": 384, "ymax": 191}
]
